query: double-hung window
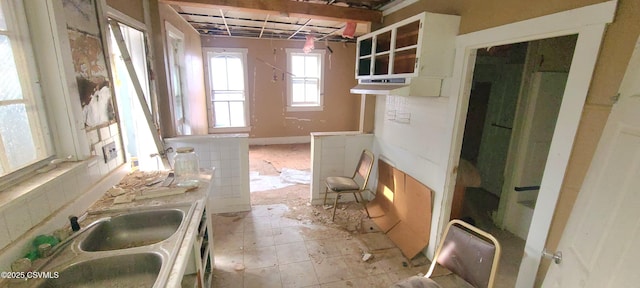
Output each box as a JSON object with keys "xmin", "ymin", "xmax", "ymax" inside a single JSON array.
[
  {"xmin": 204, "ymin": 48, "xmax": 249, "ymax": 131},
  {"xmin": 0, "ymin": 0, "xmax": 53, "ymax": 179},
  {"xmin": 286, "ymin": 49, "xmax": 325, "ymax": 111}
]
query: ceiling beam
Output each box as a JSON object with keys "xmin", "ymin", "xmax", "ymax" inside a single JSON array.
[
  {"xmin": 164, "ymin": 0, "xmax": 382, "ymax": 23},
  {"xmin": 288, "ymin": 19, "xmax": 312, "ymax": 39}
]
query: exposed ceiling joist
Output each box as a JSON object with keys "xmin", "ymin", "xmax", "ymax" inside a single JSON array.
[
  {"xmin": 164, "ymin": 0, "xmax": 383, "ymax": 23},
  {"xmin": 219, "ymin": 9, "xmax": 232, "ymax": 35},
  {"xmin": 259, "ymin": 14, "xmax": 269, "ymax": 38},
  {"xmin": 288, "ymin": 19, "xmax": 312, "ymax": 39}
]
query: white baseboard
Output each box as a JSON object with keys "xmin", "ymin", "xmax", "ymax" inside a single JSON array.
[{"xmin": 248, "ymin": 136, "xmax": 311, "ymax": 146}]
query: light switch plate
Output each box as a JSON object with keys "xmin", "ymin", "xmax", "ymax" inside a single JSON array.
[{"xmin": 102, "ymin": 141, "xmax": 117, "ymax": 163}]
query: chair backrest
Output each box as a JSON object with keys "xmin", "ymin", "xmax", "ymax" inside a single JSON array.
[
  {"xmin": 352, "ymin": 149, "xmax": 375, "ymax": 190},
  {"xmin": 426, "ymin": 219, "xmax": 501, "ymax": 288}
]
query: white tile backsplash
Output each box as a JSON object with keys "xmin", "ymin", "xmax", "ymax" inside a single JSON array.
[
  {"xmin": 87, "ymin": 130, "xmax": 99, "ymax": 145},
  {"xmin": 0, "ymin": 214, "xmax": 11, "ymax": 249},
  {"xmin": 99, "ymin": 126, "xmax": 110, "ymax": 140},
  {"xmin": 45, "ymin": 182, "xmax": 66, "ymax": 213},
  {"xmin": 109, "ymin": 123, "xmax": 118, "ymax": 137},
  {"xmin": 5, "ymin": 198, "xmax": 33, "ymax": 241},
  {"xmin": 27, "ymin": 192, "xmax": 51, "ymax": 226}
]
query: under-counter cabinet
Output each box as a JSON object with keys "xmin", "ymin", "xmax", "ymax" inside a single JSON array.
[{"xmin": 182, "ymin": 205, "xmax": 214, "ymax": 288}]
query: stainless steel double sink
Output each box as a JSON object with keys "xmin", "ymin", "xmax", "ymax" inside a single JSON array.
[{"xmin": 26, "ymin": 203, "xmax": 196, "ymax": 288}]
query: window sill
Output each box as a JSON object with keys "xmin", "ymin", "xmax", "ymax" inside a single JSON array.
[
  {"xmin": 286, "ymin": 106, "xmax": 324, "ymax": 112},
  {"xmin": 0, "ymin": 160, "xmax": 89, "ymax": 210},
  {"xmin": 208, "ymin": 126, "xmax": 251, "ymax": 134}
]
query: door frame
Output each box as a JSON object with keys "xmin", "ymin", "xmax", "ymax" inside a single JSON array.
[{"xmin": 439, "ymin": 1, "xmax": 617, "ymax": 287}]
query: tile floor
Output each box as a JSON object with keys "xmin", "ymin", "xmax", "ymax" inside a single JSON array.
[{"xmin": 211, "ymin": 204, "xmax": 427, "ymax": 288}]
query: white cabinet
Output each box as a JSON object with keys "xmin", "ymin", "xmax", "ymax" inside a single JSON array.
[
  {"xmin": 356, "ymin": 13, "xmax": 423, "ymax": 80},
  {"xmin": 353, "ymin": 12, "xmax": 460, "ymax": 96},
  {"xmin": 181, "ymin": 205, "xmax": 213, "ymax": 288},
  {"xmin": 194, "ymin": 206, "xmax": 213, "ymax": 287}
]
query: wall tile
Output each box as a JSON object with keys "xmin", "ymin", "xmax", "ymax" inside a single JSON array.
[
  {"xmin": 87, "ymin": 130, "xmax": 99, "ymax": 145},
  {"xmin": 209, "ymin": 151, "xmax": 221, "ymax": 161},
  {"xmin": 0, "ymin": 213, "xmax": 11, "ymax": 250},
  {"xmin": 45, "ymin": 180, "xmax": 66, "ymax": 213},
  {"xmin": 4, "ymin": 199, "xmax": 33, "ymax": 241},
  {"xmin": 62, "ymin": 172, "xmax": 80, "ymax": 202},
  {"xmin": 27, "ymin": 192, "xmax": 51, "ymax": 226},
  {"xmin": 98, "ymin": 127, "xmax": 109, "ymax": 140},
  {"xmin": 109, "ymin": 123, "xmax": 119, "ymax": 137}
]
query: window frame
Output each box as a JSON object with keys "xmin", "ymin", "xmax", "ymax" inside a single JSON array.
[
  {"xmin": 203, "ymin": 47, "xmax": 250, "ymax": 133},
  {"xmin": 0, "ymin": 0, "xmax": 55, "ymax": 185},
  {"xmin": 286, "ymin": 48, "xmax": 325, "ymax": 112},
  {"xmin": 165, "ymin": 21, "xmax": 188, "ymax": 135}
]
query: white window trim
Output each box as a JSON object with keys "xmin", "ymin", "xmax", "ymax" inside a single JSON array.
[
  {"xmin": 203, "ymin": 47, "xmax": 251, "ymax": 132},
  {"xmin": 0, "ymin": 0, "xmax": 56, "ymax": 185},
  {"xmin": 165, "ymin": 21, "xmax": 188, "ymax": 135},
  {"xmin": 286, "ymin": 48, "xmax": 325, "ymax": 112}
]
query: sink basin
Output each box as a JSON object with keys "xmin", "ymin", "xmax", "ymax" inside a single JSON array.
[
  {"xmin": 36, "ymin": 253, "xmax": 162, "ymax": 288},
  {"xmin": 80, "ymin": 209, "xmax": 184, "ymax": 251}
]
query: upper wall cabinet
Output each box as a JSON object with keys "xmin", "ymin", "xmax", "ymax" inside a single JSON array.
[
  {"xmin": 356, "ymin": 14, "xmax": 422, "ymax": 79},
  {"xmin": 353, "ymin": 12, "xmax": 460, "ymax": 96}
]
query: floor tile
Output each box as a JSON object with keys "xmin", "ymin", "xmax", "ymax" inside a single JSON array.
[
  {"xmin": 276, "ymin": 241, "xmax": 310, "ymax": 264},
  {"xmin": 244, "ymin": 266, "xmax": 283, "ymax": 288},
  {"xmin": 299, "ymin": 225, "xmax": 347, "ymax": 241},
  {"xmin": 342, "ymin": 253, "xmax": 385, "ymax": 278},
  {"xmin": 319, "ymin": 279, "xmax": 358, "ymax": 288},
  {"xmin": 305, "ymin": 239, "xmax": 343, "ymax": 259},
  {"xmin": 244, "ymin": 245, "xmax": 279, "ymax": 269},
  {"xmin": 279, "ymin": 260, "xmax": 319, "ymax": 288},
  {"xmin": 244, "ymin": 215, "xmax": 276, "ymax": 229},
  {"xmin": 244, "ymin": 227, "xmax": 275, "ymax": 249},
  {"xmin": 386, "ymin": 266, "xmax": 428, "ymax": 282},
  {"xmin": 312, "ymin": 255, "xmax": 351, "ymax": 284},
  {"xmin": 213, "ymin": 248, "xmax": 244, "ymax": 272},
  {"xmin": 335, "ymin": 238, "xmax": 366, "ymax": 255},
  {"xmin": 274, "ymin": 216, "xmax": 303, "ymax": 228},
  {"xmin": 273, "ymin": 226, "xmax": 305, "ymax": 245},
  {"xmin": 352, "ymin": 274, "xmax": 395, "ymax": 288},
  {"xmin": 244, "ymin": 221, "xmax": 274, "ymax": 233},
  {"xmin": 212, "ymin": 268, "xmax": 243, "ymax": 288},
  {"xmin": 214, "ymin": 232, "xmax": 244, "ymax": 252}
]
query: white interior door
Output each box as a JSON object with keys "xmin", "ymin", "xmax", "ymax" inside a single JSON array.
[{"xmin": 543, "ymin": 36, "xmax": 640, "ymax": 287}]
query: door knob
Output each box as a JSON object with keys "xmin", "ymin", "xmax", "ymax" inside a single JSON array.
[{"xmin": 542, "ymin": 249, "xmax": 562, "ymax": 264}]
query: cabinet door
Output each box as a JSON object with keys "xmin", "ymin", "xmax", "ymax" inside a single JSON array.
[
  {"xmin": 357, "ymin": 36, "xmax": 373, "ymax": 77},
  {"xmin": 373, "ymin": 30, "xmax": 392, "ymax": 75},
  {"xmin": 392, "ymin": 19, "xmax": 421, "ymax": 75}
]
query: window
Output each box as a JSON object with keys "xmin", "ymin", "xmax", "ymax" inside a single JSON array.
[
  {"xmin": 286, "ymin": 49, "xmax": 325, "ymax": 111},
  {"xmin": 0, "ymin": 0, "xmax": 53, "ymax": 178},
  {"xmin": 204, "ymin": 48, "xmax": 249, "ymax": 131},
  {"xmin": 165, "ymin": 22, "xmax": 188, "ymax": 135}
]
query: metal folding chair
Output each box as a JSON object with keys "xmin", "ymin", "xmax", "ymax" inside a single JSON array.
[{"xmin": 323, "ymin": 149, "xmax": 374, "ymax": 221}]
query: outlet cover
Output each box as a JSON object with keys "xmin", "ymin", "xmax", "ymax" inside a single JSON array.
[{"xmin": 102, "ymin": 141, "xmax": 117, "ymax": 163}]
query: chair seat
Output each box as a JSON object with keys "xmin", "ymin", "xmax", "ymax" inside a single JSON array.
[{"xmin": 325, "ymin": 176, "xmax": 359, "ymax": 191}]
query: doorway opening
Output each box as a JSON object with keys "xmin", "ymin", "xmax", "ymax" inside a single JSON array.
[
  {"xmin": 453, "ymin": 35, "xmax": 577, "ymax": 287},
  {"xmin": 107, "ymin": 20, "xmax": 160, "ymax": 171},
  {"xmin": 249, "ymin": 143, "xmax": 312, "ymax": 206}
]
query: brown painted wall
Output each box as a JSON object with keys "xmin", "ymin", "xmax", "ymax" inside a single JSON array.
[
  {"xmin": 385, "ymin": 0, "xmax": 640, "ymax": 284},
  {"xmin": 201, "ymin": 36, "xmax": 360, "ymax": 138},
  {"xmin": 106, "ymin": 0, "xmax": 144, "ymax": 22},
  {"xmin": 150, "ymin": 3, "xmax": 207, "ymax": 136}
]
